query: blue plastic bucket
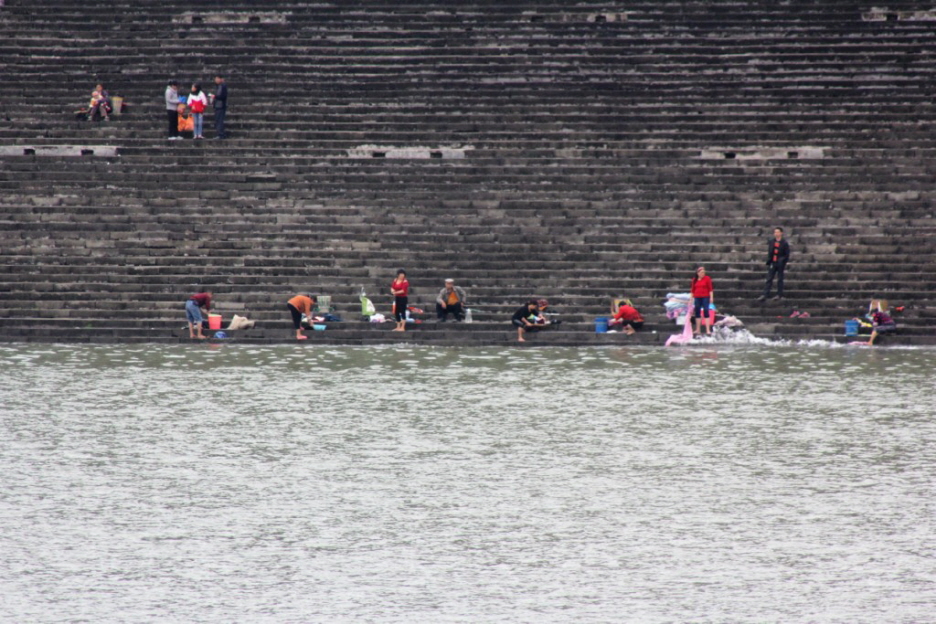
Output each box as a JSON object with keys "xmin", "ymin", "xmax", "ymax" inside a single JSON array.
[
  {"xmin": 844, "ymin": 320, "xmax": 859, "ymax": 336},
  {"xmin": 595, "ymin": 317, "xmax": 609, "ymax": 334}
]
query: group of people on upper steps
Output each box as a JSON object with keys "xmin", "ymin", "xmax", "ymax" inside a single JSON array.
[
  {"xmin": 164, "ymin": 76, "xmax": 227, "ymax": 140},
  {"xmin": 76, "ymin": 77, "xmax": 228, "ymax": 137}
]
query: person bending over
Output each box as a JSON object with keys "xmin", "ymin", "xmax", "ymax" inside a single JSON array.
[
  {"xmin": 185, "ymin": 288, "xmax": 212, "ymax": 340},
  {"xmin": 867, "ymin": 308, "xmax": 896, "ymax": 345},
  {"xmin": 287, "ymin": 293, "xmax": 317, "ymax": 341},
  {"xmin": 609, "ymin": 301, "xmax": 644, "ymax": 335}
]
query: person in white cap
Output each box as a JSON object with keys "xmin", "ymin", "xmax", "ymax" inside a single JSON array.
[{"xmin": 436, "ymin": 278, "xmax": 467, "ymax": 322}]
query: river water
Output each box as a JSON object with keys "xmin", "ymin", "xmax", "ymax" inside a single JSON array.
[{"xmin": 1, "ymin": 343, "xmax": 934, "ymax": 623}]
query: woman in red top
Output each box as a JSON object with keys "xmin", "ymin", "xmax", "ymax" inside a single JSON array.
[
  {"xmin": 390, "ymin": 269, "xmax": 409, "ymax": 332},
  {"xmin": 609, "ymin": 301, "xmax": 644, "ymax": 335},
  {"xmin": 690, "ymin": 266, "xmax": 714, "ymax": 335}
]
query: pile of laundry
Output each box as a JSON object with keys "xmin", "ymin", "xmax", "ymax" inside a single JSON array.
[
  {"xmin": 360, "ymin": 291, "xmax": 421, "ymax": 324},
  {"xmin": 226, "ymin": 314, "xmax": 256, "ymax": 330},
  {"xmin": 662, "ymin": 293, "xmax": 694, "ymax": 322},
  {"xmin": 662, "ymin": 293, "xmax": 745, "ymax": 346},
  {"xmin": 662, "ymin": 293, "xmax": 743, "ymax": 329}
]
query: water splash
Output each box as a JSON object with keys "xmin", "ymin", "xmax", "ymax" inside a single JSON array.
[{"xmin": 685, "ymin": 328, "xmax": 844, "ymax": 348}]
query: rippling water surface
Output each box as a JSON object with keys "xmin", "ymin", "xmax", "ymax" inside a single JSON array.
[{"xmin": 1, "ymin": 343, "xmax": 934, "ymax": 623}]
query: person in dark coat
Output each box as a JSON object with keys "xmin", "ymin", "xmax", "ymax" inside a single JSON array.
[
  {"xmin": 512, "ymin": 300, "xmax": 542, "ymax": 343},
  {"xmin": 210, "ymin": 74, "xmax": 228, "ymax": 139},
  {"xmin": 758, "ymin": 227, "xmax": 790, "ymax": 301}
]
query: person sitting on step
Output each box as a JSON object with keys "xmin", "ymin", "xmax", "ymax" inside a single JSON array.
[
  {"xmin": 512, "ymin": 300, "xmax": 542, "ymax": 343},
  {"xmin": 435, "ymin": 278, "xmax": 467, "ymax": 322},
  {"xmin": 177, "ymin": 104, "xmax": 194, "ymax": 139},
  {"xmin": 87, "ymin": 84, "xmax": 112, "ymax": 121},
  {"xmin": 535, "ymin": 298, "xmax": 560, "ymax": 325},
  {"xmin": 287, "ymin": 293, "xmax": 318, "ymax": 341},
  {"xmin": 608, "ymin": 300, "xmax": 644, "ymax": 335}
]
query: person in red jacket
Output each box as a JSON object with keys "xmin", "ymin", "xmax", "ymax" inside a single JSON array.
[
  {"xmin": 690, "ymin": 266, "xmax": 714, "ymax": 336},
  {"xmin": 609, "ymin": 301, "xmax": 645, "ymax": 335},
  {"xmin": 185, "ymin": 289, "xmax": 212, "ymax": 340},
  {"xmin": 390, "ymin": 269, "xmax": 410, "ymax": 332}
]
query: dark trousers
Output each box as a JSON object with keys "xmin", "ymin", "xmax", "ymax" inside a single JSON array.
[
  {"xmin": 394, "ymin": 297, "xmax": 408, "ymax": 322},
  {"xmin": 763, "ymin": 264, "xmax": 786, "ymax": 297},
  {"xmin": 166, "ymin": 110, "xmax": 179, "ymax": 137},
  {"xmin": 287, "ymin": 303, "xmax": 303, "ymax": 329},
  {"xmin": 214, "ymin": 107, "xmax": 227, "ymax": 138},
  {"xmin": 436, "ymin": 301, "xmax": 464, "ymax": 320}
]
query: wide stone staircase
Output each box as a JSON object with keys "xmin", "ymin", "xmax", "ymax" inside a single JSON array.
[{"xmin": 1, "ymin": 0, "xmax": 934, "ymax": 345}]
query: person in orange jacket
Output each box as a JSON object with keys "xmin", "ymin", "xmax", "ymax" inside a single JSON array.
[
  {"xmin": 287, "ymin": 294, "xmax": 317, "ymax": 340},
  {"xmin": 177, "ymin": 104, "xmax": 194, "ymax": 138}
]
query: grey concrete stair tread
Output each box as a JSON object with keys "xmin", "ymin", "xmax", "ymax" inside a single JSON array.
[{"xmin": 1, "ymin": 0, "xmax": 934, "ymax": 346}]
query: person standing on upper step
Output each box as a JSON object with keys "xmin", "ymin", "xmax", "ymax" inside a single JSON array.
[
  {"xmin": 690, "ymin": 266, "xmax": 714, "ymax": 336},
  {"xmin": 210, "ymin": 74, "xmax": 228, "ymax": 140},
  {"xmin": 165, "ymin": 80, "xmax": 181, "ymax": 140},
  {"xmin": 758, "ymin": 227, "xmax": 791, "ymax": 301},
  {"xmin": 187, "ymin": 83, "xmax": 208, "ymax": 140},
  {"xmin": 391, "ymin": 269, "xmax": 410, "ymax": 332}
]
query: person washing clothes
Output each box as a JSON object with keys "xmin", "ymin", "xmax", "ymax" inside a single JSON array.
[
  {"xmin": 287, "ymin": 293, "xmax": 317, "ymax": 341},
  {"xmin": 863, "ymin": 300, "xmax": 896, "ymax": 345},
  {"xmin": 609, "ymin": 300, "xmax": 644, "ymax": 335},
  {"xmin": 185, "ymin": 288, "xmax": 212, "ymax": 340}
]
